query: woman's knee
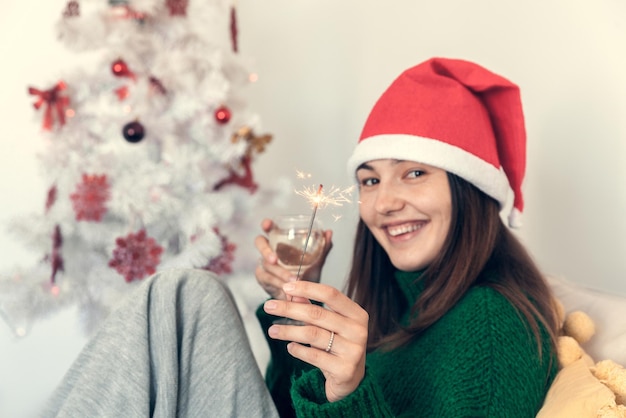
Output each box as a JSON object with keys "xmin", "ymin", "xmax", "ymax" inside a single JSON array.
[{"xmin": 145, "ymin": 268, "xmax": 236, "ymax": 313}]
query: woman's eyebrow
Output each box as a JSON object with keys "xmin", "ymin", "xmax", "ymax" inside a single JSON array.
[{"xmin": 357, "ymin": 160, "xmax": 407, "ymax": 171}]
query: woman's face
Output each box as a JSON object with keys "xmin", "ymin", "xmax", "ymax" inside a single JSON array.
[{"xmin": 356, "ymin": 159, "xmax": 452, "ymax": 272}]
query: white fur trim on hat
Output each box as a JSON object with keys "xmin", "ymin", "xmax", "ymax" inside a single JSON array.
[{"xmin": 347, "ymin": 134, "xmax": 511, "ymax": 209}]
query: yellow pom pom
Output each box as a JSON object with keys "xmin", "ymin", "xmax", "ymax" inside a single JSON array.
[
  {"xmin": 557, "ymin": 335, "xmax": 584, "ymax": 368},
  {"xmin": 563, "ymin": 310, "xmax": 595, "ymax": 344},
  {"xmin": 593, "ymin": 360, "xmax": 626, "ymax": 406}
]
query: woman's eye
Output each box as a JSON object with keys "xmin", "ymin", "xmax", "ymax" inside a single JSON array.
[
  {"xmin": 359, "ymin": 177, "xmax": 379, "ymax": 187},
  {"xmin": 407, "ymin": 170, "xmax": 424, "ymax": 178}
]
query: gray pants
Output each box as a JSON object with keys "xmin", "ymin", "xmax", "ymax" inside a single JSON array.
[{"xmin": 42, "ymin": 269, "xmax": 279, "ymax": 418}]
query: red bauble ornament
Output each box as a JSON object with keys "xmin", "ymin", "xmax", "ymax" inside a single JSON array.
[
  {"xmin": 111, "ymin": 59, "xmax": 128, "ymax": 76},
  {"xmin": 122, "ymin": 120, "xmax": 145, "ymax": 143},
  {"xmin": 214, "ymin": 105, "xmax": 231, "ymax": 124},
  {"xmin": 111, "ymin": 58, "xmax": 136, "ymax": 81},
  {"xmin": 108, "ymin": 229, "xmax": 164, "ymax": 282},
  {"xmin": 70, "ymin": 174, "xmax": 111, "ymax": 221}
]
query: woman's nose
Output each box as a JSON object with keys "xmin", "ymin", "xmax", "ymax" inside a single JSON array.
[{"xmin": 374, "ymin": 181, "xmax": 404, "ymax": 214}]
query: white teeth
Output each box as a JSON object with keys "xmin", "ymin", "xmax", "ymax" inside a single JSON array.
[{"xmin": 388, "ymin": 223, "xmax": 421, "ymax": 237}]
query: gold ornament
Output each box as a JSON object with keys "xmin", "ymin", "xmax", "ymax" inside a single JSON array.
[{"xmin": 231, "ymin": 126, "xmax": 272, "ymax": 157}]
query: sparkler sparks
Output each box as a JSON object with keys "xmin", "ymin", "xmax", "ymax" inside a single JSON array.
[
  {"xmin": 295, "ymin": 183, "xmax": 354, "ymax": 210},
  {"xmin": 293, "ymin": 169, "xmax": 355, "ymax": 223}
]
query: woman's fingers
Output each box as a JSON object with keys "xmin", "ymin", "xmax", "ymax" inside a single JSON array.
[
  {"xmin": 254, "ymin": 234, "xmax": 277, "ymax": 264},
  {"xmin": 263, "ymin": 282, "xmax": 368, "ymax": 343},
  {"xmin": 269, "ymin": 324, "xmax": 338, "ymax": 354},
  {"xmin": 264, "ymin": 298, "xmax": 331, "ymax": 327},
  {"xmin": 254, "ymin": 219, "xmax": 294, "ymax": 299},
  {"xmin": 282, "ymin": 281, "xmax": 369, "ymax": 327},
  {"xmin": 260, "ymin": 218, "xmax": 274, "ymax": 233}
]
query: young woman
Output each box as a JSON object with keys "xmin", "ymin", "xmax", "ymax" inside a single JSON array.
[
  {"xmin": 43, "ymin": 57, "xmax": 558, "ymax": 418},
  {"xmin": 254, "ymin": 57, "xmax": 560, "ymax": 417}
]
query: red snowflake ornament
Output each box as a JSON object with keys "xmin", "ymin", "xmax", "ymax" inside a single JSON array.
[
  {"xmin": 70, "ymin": 174, "xmax": 111, "ymax": 221},
  {"xmin": 109, "ymin": 229, "xmax": 164, "ymax": 282},
  {"xmin": 203, "ymin": 229, "xmax": 236, "ymax": 275}
]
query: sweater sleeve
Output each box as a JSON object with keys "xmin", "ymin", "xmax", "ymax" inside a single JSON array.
[{"xmin": 290, "ymin": 367, "xmax": 396, "ymax": 418}]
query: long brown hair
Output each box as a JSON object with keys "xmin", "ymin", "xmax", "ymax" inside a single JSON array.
[{"xmin": 345, "ymin": 172, "xmax": 559, "ymax": 357}]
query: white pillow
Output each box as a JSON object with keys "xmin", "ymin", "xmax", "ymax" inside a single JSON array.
[{"xmin": 547, "ymin": 276, "xmax": 626, "ymax": 366}]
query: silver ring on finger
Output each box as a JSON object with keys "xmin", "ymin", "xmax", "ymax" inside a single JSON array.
[{"xmin": 325, "ymin": 330, "xmax": 335, "ymax": 353}]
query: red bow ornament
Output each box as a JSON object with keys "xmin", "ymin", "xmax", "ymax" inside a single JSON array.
[{"xmin": 28, "ymin": 81, "xmax": 70, "ymax": 131}]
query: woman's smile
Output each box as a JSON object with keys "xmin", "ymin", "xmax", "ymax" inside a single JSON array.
[{"xmin": 385, "ymin": 221, "xmax": 425, "ymax": 238}]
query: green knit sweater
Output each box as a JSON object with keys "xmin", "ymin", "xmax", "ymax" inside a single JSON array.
[{"xmin": 256, "ymin": 270, "xmax": 557, "ymax": 417}]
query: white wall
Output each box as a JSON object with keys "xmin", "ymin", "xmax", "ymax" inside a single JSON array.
[{"xmin": 1, "ymin": 1, "xmax": 626, "ymax": 416}]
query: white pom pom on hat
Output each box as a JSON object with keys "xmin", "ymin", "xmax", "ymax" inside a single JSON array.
[{"xmin": 347, "ymin": 57, "xmax": 527, "ymax": 228}]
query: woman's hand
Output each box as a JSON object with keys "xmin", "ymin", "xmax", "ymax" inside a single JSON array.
[
  {"xmin": 263, "ymin": 280, "xmax": 369, "ymax": 402},
  {"xmin": 254, "ymin": 218, "xmax": 333, "ymax": 300}
]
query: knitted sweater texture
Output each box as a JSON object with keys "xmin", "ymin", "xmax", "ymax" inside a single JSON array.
[{"xmin": 256, "ymin": 270, "xmax": 557, "ymax": 417}]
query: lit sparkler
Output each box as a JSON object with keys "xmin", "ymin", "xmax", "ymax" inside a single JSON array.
[
  {"xmin": 295, "ymin": 184, "xmax": 323, "ymax": 281},
  {"xmin": 291, "ymin": 172, "xmax": 355, "ymax": 282}
]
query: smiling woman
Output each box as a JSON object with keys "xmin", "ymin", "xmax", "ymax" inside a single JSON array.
[{"xmin": 253, "ymin": 57, "xmax": 560, "ymax": 417}]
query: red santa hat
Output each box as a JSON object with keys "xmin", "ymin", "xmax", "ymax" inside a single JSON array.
[{"xmin": 347, "ymin": 57, "xmax": 526, "ymax": 228}]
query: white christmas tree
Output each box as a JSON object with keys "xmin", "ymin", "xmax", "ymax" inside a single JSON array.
[{"xmin": 0, "ymin": 0, "xmax": 288, "ymax": 337}]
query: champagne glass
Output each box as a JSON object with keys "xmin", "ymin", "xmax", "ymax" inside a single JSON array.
[{"xmin": 268, "ymin": 214, "xmax": 326, "ymax": 324}]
